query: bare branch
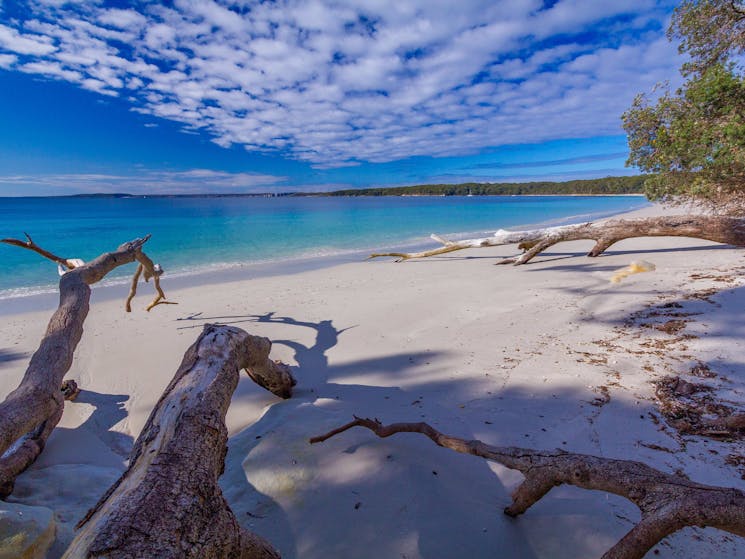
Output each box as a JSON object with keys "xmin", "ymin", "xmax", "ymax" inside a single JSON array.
[
  {"xmin": 2, "ymin": 233, "xmax": 74, "ymax": 269},
  {"xmin": 369, "ymin": 216, "xmax": 745, "ymax": 265},
  {"xmin": 125, "ymin": 263, "xmax": 144, "ymax": 313},
  {"xmin": 311, "ymin": 417, "xmax": 745, "ymax": 559}
]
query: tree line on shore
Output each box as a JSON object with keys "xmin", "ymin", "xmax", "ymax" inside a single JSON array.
[{"xmin": 316, "ymin": 175, "xmax": 647, "ymax": 197}]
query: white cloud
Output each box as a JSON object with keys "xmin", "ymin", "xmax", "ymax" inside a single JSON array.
[
  {"xmin": 97, "ymin": 9, "xmax": 147, "ymax": 30},
  {"xmin": 20, "ymin": 60, "xmax": 81, "ymax": 81},
  {"xmin": 0, "ymin": 1, "xmax": 681, "ymax": 167},
  {"xmin": 0, "ymin": 23, "xmax": 56, "ymax": 55},
  {"xmin": 0, "ymin": 169, "xmax": 287, "ymax": 194},
  {"xmin": 0, "ymin": 53, "xmax": 17, "ymax": 68}
]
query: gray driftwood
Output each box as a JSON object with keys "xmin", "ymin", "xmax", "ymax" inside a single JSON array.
[
  {"xmin": 311, "ymin": 417, "xmax": 745, "ymax": 559},
  {"xmin": 64, "ymin": 324, "xmax": 293, "ymax": 559},
  {"xmin": 0, "ymin": 235, "xmax": 169, "ymax": 498},
  {"xmin": 369, "ymin": 215, "xmax": 745, "ymax": 264}
]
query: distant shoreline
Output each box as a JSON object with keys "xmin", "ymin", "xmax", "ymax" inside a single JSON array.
[
  {"xmin": 0, "ymin": 193, "xmax": 648, "ymax": 199},
  {"xmin": 394, "ymin": 193, "xmax": 647, "ymax": 197},
  {"xmin": 0, "ymin": 175, "xmax": 649, "ymax": 198}
]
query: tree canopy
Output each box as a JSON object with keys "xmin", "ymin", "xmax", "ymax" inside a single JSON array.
[
  {"xmin": 318, "ymin": 175, "xmax": 645, "ymax": 197},
  {"xmin": 623, "ymin": 0, "xmax": 745, "ymax": 214}
]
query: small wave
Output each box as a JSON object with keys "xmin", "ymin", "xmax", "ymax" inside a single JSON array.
[
  {"xmin": 0, "ymin": 246, "xmax": 377, "ymax": 302},
  {"xmin": 0, "ymin": 284, "xmax": 59, "ymax": 300},
  {"xmin": 407, "ymin": 201, "xmax": 650, "ymax": 243}
]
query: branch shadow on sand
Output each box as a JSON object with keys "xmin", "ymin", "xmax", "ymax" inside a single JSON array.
[
  {"xmin": 0, "ymin": 348, "xmax": 29, "ymax": 368},
  {"xmin": 164, "ymin": 309, "xmax": 742, "ymax": 559},
  {"xmin": 9, "ymin": 389, "xmax": 134, "ymax": 558}
]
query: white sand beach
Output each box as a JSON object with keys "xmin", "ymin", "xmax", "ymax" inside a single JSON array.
[{"xmin": 1, "ymin": 204, "xmax": 744, "ymax": 558}]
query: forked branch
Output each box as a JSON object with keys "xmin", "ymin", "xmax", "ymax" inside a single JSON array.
[
  {"xmin": 311, "ymin": 417, "xmax": 745, "ymax": 559},
  {"xmin": 0, "ymin": 235, "xmax": 172, "ymax": 498},
  {"xmin": 125, "ymin": 250, "xmax": 175, "ymax": 312}
]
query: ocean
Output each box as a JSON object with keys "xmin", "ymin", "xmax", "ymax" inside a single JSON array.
[{"xmin": 0, "ymin": 195, "xmax": 649, "ymax": 301}]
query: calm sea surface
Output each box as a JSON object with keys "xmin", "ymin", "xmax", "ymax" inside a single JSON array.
[{"xmin": 0, "ymin": 195, "xmax": 649, "ymax": 300}]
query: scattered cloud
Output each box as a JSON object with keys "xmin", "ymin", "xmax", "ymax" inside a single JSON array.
[
  {"xmin": 0, "ymin": 1, "xmax": 680, "ymax": 167},
  {"xmin": 0, "ymin": 169, "xmax": 288, "ymax": 195},
  {"xmin": 463, "ymin": 152, "xmax": 629, "ymax": 170},
  {"xmin": 0, "ymin": 23, "xmax": 56, "ymax": 55},
  {"xmin": 426, "ymin": 167, "xmax": 640, "ymax": 184},
  {"xmin": 0, "ymin": 53, "xmax": 17, "ymax": 68}
]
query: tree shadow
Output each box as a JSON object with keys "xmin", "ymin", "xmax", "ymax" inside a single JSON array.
[
  {"xmin": 521, "ymin": 244, "xmax": 737, "ymax": 273},
  {"xmin": 177, "ymin": 310, "xmax": 424, "ymax": 557},
  {"xmin": 73, "ymin": 389, "xmax": 133, "ymax": 457},
  {"xmin": 32, "ymin": 388, "xmax": 133, "ymax": 469},
  {"xmin": 541, "ymin": 274, "xmax": 745, "ymax": 482},
  {"xmin": 9, "ymin": 389, "xmax": 134, "ymax": 558},
  {"xmin": 0, "ymin": 348, "xmax": 28, "ymax": 368},
  {"xmin": 170, "ymin": 287, "xmax": 745, "ymax": 557},
  {"xmin": 171, "ymin": 310, "xmax": 701, "ymax": 558}
]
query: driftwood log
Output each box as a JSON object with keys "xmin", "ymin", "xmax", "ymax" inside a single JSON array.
[
  {"xmin": 311, "ymin": 417, "xmax": 745, "ymax": 559},
  {"xmin": 0, "ymin": 235, "xmax": 171, "ymax": 498},
  {"xmin": 369, "ymin": 215, "xmax": 745, "ymax": 264},
  {"xmin": 64, "ymin": 324, "xmax": 293, "ymax": 559}
]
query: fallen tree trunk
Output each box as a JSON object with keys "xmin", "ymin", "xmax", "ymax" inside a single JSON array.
[
  {"xmin": 0, "ymin": 235, "xmax": 170, "ymax": 498},
  {"xmin": 311, "ymin": 417, "xmax": 745, "ymax": 559},
  {"xmin": 65, "ymin": 324, "xmax": 293, "ymax": 559},
  {"xmin": 369, "ymin": 215, "xmax": 745, "ymax": 265}
]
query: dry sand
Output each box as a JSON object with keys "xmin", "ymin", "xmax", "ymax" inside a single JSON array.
[{"xmin": 1, "ymin": 204, "xmax": 744, "ymax": 558}]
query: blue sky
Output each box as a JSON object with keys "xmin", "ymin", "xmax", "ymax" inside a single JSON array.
[{"xmin": 0, "ymin": 0, "xmax": 681, "ymax": 195}]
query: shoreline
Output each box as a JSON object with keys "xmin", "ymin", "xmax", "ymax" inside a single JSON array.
[
  {"xmin": 0, "ymin": 199, "xmax": 651, "ymax": 315},
  {"xmin": 0, "ymin": 192, "xmax": 650, "ymax": 201},
  {"xmin": 373, "ymin": 193, "xmax": 647, "ymax": 197}
]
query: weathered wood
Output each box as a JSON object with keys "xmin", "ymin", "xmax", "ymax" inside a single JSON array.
[
  {"xmin": 124, "ymin": 263, "xmax": 143, "ymax": 312},
  {"xmin": 311, "ymin": 417, "xmax": 745, "ymax": 559},
  {"xmin": 0, "ymin": 381, "xmax": 79, "ymax": 498},
  {"xmin": 0, "ymin": 236, "xmax": 170, "ymax": 498},
  {"xmin": 1, "ymin": 232, "xmax": 76, "ymax": 270},
  {"xmin": 133, "ymin": 249, "xmax": 175, "ymax": 312},
  {"xmin": 369, "ymin": 215, "xmax": 745, "ymax": 264},
  {"xmin": 65, "ymin": 324, "xmax": 291, "ymax": 559}
]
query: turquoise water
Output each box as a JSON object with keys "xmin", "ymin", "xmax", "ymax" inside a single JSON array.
[{"xmin": 0, "ymin": 195, "xmax": 648, "ymax": 299}]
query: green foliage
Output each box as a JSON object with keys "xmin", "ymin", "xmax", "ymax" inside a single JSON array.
[
  {"xmin": 670, "ymin": 0, "xmax": 745, "ymax": 75},
  {"xmin": 318, "ymin": 175, "xmax": 646, "ymax": 197},
  {"xmin": 623, "ymin": 65, "xmax": 745, "ymax": 206},
  {"xmin": 624, "ymin": 0, "xmax": 745, "ymax": 213}
]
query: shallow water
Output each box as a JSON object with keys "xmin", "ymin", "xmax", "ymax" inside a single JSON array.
[{"xmin": 0, "ymin": 195, "xmax": 648, "ymax": 300}]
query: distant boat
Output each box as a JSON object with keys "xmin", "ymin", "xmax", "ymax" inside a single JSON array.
[{"xmin": 467, "ymin": 189, "xmax": 473, "ymax": 197}]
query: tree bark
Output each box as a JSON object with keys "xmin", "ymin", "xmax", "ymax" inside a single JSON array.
[
  {"xmin": 0, "ymin": 236, "xmax": 166, "ymax": 498},
  {"xmin": 311, "ymin": 417, "xmax": 745, "ymax": 559},
  {"xmin": 64, "ymin": 324, "xmax": 292, "ymax": 559},
  {"xmin": 368, "ymin": 215, "xmax": 745, "ymax": 264}
]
